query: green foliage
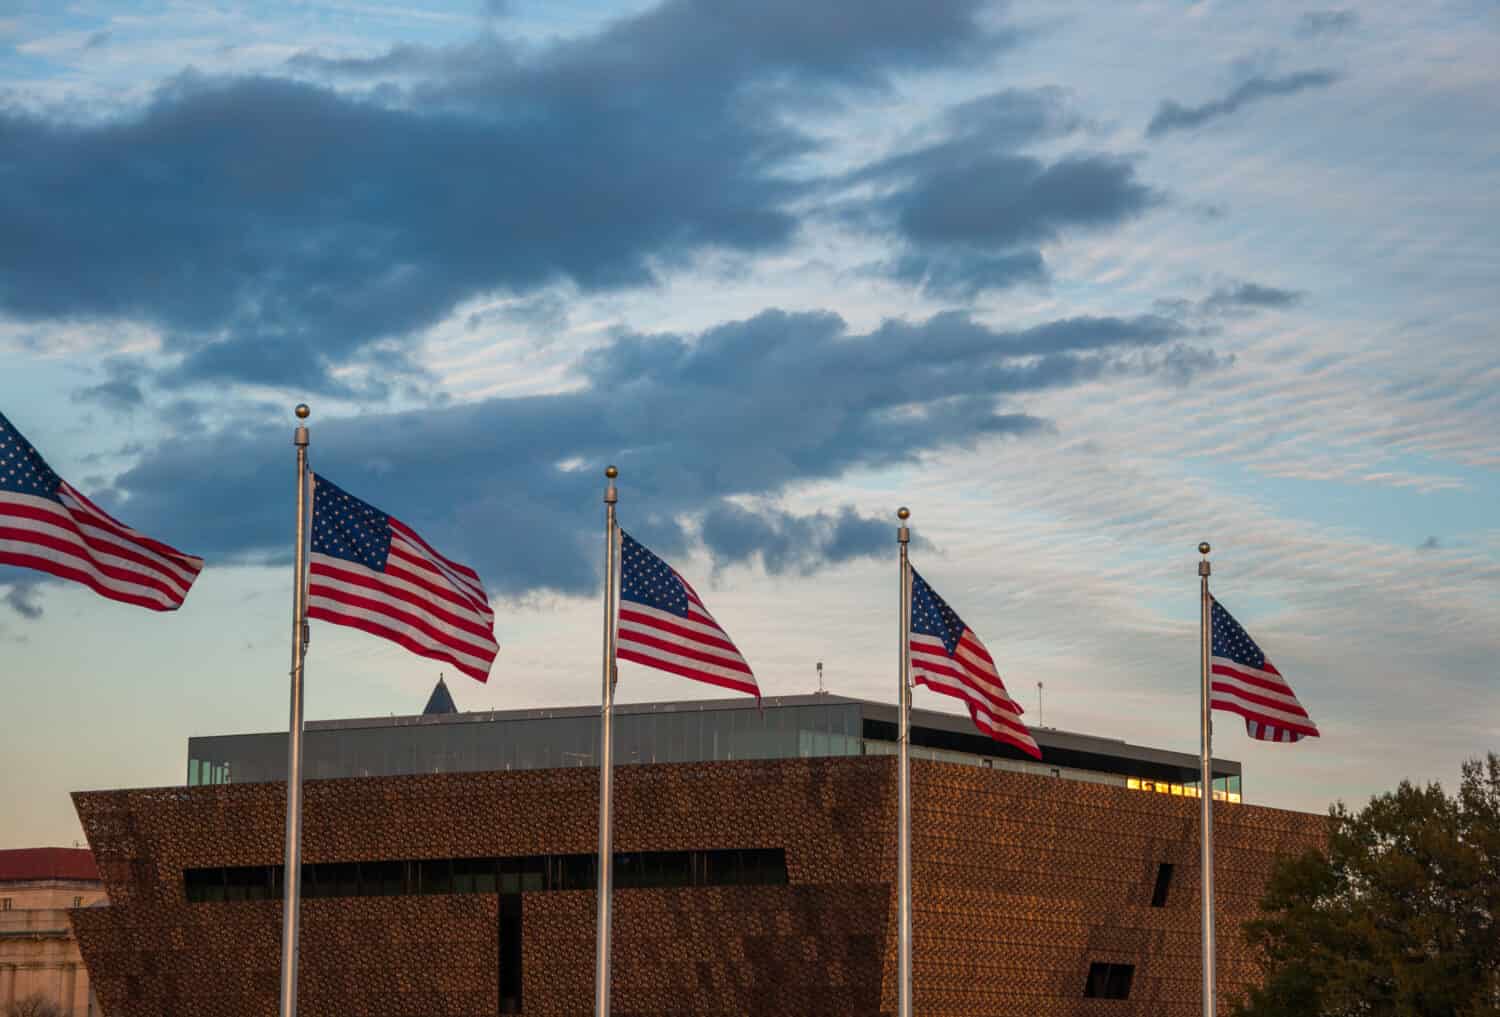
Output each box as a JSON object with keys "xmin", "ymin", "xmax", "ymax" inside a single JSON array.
[{"xmin": 1236, "ymin": 754, "xmax": 1500, "ymax": 1017}]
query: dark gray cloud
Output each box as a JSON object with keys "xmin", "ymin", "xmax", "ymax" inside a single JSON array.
[
  {"xmin": 842, "ymin": 89, "xmax": 1156, "ymax": 296},
  {"xmin": 1201, "ymin": 281, "xmax": 1303, "ymax": 313},
  {"xmin": 0, "ymin": 571, "xmax": 46, "ymax": 620},
  {"xmin": 0, "ymin": 0, "xmax": 1003, "ymax": 392},
  {"xmin": 105, "ymin": 305, "xmax": 1212, "ymax": 597},
  {"xmin": 1155, "ymin": 280, "xmax": 1304, "ymax": 321},
  {"xmin": 1147, "ymin": 70, "xmax": 1341, "ymax": 137},
  {"xmin": 73, "ymin": 356, "xmax": 149, "ymax": 412},
  {"xmin": 1297, "ymin": 10, "xmax": 1358, "ymax": 38},
  {"xmin": 1420, "ymin": 536, "xmax": 1442, "ymax": 551}
]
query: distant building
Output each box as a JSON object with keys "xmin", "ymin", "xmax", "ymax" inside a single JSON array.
[
  {"xmin": 0, "ymin": 848, "xmax": 106, "ymax": 1016},
  {"xmin": 68, "ymin": 691, "xmax": 1310, "ymax": 1015}
]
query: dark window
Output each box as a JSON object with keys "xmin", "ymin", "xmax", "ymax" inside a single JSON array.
[
  {"xmin": 361, "ymin": 860, "xmax": 405, "ymax": 896},
  {"xmin": 499, "ymin": 894, "xmax": 522, "ymax": 1013},
  {"xmin": 1084, "ymin": 963, "xmax": 1135, "ymax": 1000},
  {"xmin": 1150, "ymin": 863, "xmax": 1174, "ymax": 908},
  {"xmin": 418, "ymin": 858, "xmax": 452, "ymax": 894}
]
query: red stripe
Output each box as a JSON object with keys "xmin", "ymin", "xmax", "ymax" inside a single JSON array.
[
  {"xmin": 616, "ymin": 627, "xmax": 752, "ymax": 675},
  {"xmin": 956, "ymin": 630, "xmax": 998, "ymax": 670},
  {"xmin": 1210, "ymin": 679, "xmax": 1311, "ymax": 719},
  {"xmin": 1209, "ymin": 698, "xmax": 1319, "ymax": 738},
  {"xmin": 910, "ymin": 653, "xmax": 1022, "ymax": 716},
  {"xmin": 618, "ymin": 606, "xmax": 740, "ymax": 656},
  {"xmin": 0, "ymin": 523, "xmax": 188, "ymax": 603},
  {"xmin": 1211, "ymin": 661, "xmax": 1296, "ymax": 698},
  {"xmin": 389, "ymin": 518, "xmax": 483, "ymax": 585},
  {"xmin": 616, "ymin": 647, "xmax": 759, "ymax": 698},
  {"xmin": 308, "ymin": 581, "xmax": 496, "ymax": 659},
  {"xmin": 0, "ymin": 500, "xmax": 195, "ymax": 592},
  {"xmin": 385, "ymin": 544, "xmax": 491, "ymax": 617},
  {"xmin": 58, "ymin": 482, "xmax": 203, "ymax": 570},
  {"xmin": 969, "ymin": 706, "xmax": 1043, "ymax": 759},
  {"xmin": 307, "ymin": 604, "xmax": 492, "ymax": 682},
  {"xmin": 309, "ymin": 561, "xmax": 494, "ymax": 643},
  {"xmin": 0, "ymin": 550, "xmax": 181, "ymax": 612}
]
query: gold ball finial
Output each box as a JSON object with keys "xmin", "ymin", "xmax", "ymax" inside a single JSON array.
[
  {"xmin": 897, "ymin": 506, "xmax": 911, "ymax": 521},
  {"xmin": 605, "ymin": 465, "xmax": 619, "ymax": 479},
  {"xmin": 1198, "ymin": 541, "xmax": 1211, "ymax": 555},
  {"xmin": 294, "ymin": 403, "xmax": 310, "ymax": 419}
]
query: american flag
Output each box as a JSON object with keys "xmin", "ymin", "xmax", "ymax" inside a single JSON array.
[
  {"xmin": 0, "ymin": 410, "xmax": 202, "ymax": 611},
  {"xmin": 307, "ymin": 473, "xmax": 497, "ymax": 682},
  {"xmin": 616, "ymin": 530, "xmax": 758, "ymax": 698},
  {"xmin": 909, "ymin": 566, "xmax": 1040, "ymax": 758},
  {"xmin": 1210, "ymin": 598, "xmax": 1319, "ymax": 743}
]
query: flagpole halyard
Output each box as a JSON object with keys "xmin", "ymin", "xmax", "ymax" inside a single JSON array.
[
  {"xmin": 1199, "ymin": 541, "xmax": 1216, "ymax": 1017},
  {"xmin": 278, "ymin": 403, "xmax": 312, "ymax": 1017},
  {"xmin": 897, "ymin": 506, "xmax": 913, "ymax": 1017},
  {"xmin": 595, "ymin": 465, "xmax": 620, "ymax": 1017}
]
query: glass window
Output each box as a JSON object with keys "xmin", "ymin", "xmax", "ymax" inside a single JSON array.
[{"xmin": 418, "ymin": 859, "xmax": 452, "ymax": 894}]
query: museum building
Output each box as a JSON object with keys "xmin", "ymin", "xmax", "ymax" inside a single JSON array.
[{"xmin": 70, "ymin": 690, "xmax": 1323, "ymax": 1017}]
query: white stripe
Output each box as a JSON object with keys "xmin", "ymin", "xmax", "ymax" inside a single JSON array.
[
  {"xmin": 909, "ymin": 641, "xmax": 1021, "ymax": 713},
  {"xmin": 306, "ymin": 594, "xmax": 494, "ymax": 674},
  {"xmin": 1211, "ymin": 655, "xmax": 1295, "ymax": 694},
  {"xmin": 618, "ymin": 600, "xmax": 742, "ymax": 655},
  {"xmin": 912, "ymin": 664, "xmax": 1019, "ymax": 719},
  {"xmin": 1210, "ymin": 670, "xmax": 1309, "ymax": 715},
  {"xmin": 970, "ymin": 700, "xmax": 1040, "ymax": 751},
  {"xmin": 57, "ymin": 488, "xmax": 200, "ymax": 588},
  {"xmin": 309, "ymin": 559, "xmax": 497, "ymax": 658},
  {"xmin": 322, "ymin": 546, "xmax": 489, "ymax": 629},
  {"xmin": 616, "ymin": 611, "xmax": 751, "ymax": 672},
  {"xmin": 1210, "ymin": 690, "xmax": 1315, "ymax": 730},
  {"xmin": 616, "ymin": 638, "xmax": 756, "ymax": 684},
  {"xmin": 0, "ymin": 503, "xmax": 188, "ymax": 600},
  {"xmin": 0, "ymin": 536, "xmax": 178, "ymax": 607},
  {"xmin": 390, "ymin": 531, "xmax": 490, "ymax": 615}
]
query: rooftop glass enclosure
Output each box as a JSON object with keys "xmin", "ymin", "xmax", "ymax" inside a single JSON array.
[{"xmin": 188, "ymin": 694, "xmax": 1241, "ymax": 800}]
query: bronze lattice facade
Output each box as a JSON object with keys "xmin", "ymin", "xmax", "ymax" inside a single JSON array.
[{"xmin": 71, "ymin": 757, "xmax": 1323, "ymax": 1017}]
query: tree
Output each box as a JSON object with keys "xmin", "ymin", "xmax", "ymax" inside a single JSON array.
[
  {"xmin": 6, "ymin": 995, "xmax": 64, "ymax": 1017},
  {"xmin": 1235, "ymin": 753, "xmax": 1500, "ymax": 1017}
]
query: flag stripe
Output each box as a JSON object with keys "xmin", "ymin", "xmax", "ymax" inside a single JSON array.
[
  {"xmin": 58, "ymin": 482, "xmax": 203, "ymax": 583},
  {"xmin": 1210, "ymin": 698, "xmax": 1320, "ymax": 739},
  {"xmin": 305, "ymin": 602, "xmax": 493, "ymax": 681},
  {"xmin": 0, "ymin": 501, "xmax": 197, "ymax": 607},
  {"xmin": 1209, "ymin": 597, "xmax": 1319, "ymax": 743},
  {"xmin": 615, "ymin": 530, "xmax": 758, "ymax": 699},
  {"xmin": 313, "ymin": 558, "xmax": 495, "ymax": 645},
  {"xmin": 306, "ymin": 474, "xmax": 497, "ymax": 682},
  {"xmin": 0, "ymin": 548, "xmax": 176, "ymax": 612},
  {"xmin": 618, "ymin": 603, "xmax": 747, "ymax": 660},
  {"xmin": 616, "ymin": 646, "xmax": 760, "ymax": 697},
  {"xmin": 309, "ymin": 559, "xmax": 498, "ymax": 659},
  {"xmin": 908, "ymin": 565, "xmax": 1039, "ymax": 758},
  {"xmin": 12, "ymin": 498, "xmax": 196, "ymax": 597}
]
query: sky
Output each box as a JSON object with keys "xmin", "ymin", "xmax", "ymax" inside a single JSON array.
[{"xmin": 1, "ymin": 0, "xmax": 1496, "ymax": 850}]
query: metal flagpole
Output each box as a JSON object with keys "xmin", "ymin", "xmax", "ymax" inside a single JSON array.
[
  {"xmin": 1198, "ymin": 541, "xmax": 1216, "ymax": 1017},
  {"xmin": 278, "ymin": 403, "xmax": 312, "ymax": 1017},
  {"xmin": 897, "ymin": 506, "xmax": 913, "ymax": 1017},
  {"xmin": 594, "ymin": 465, "xmax": 620, "ymax": 1017}
]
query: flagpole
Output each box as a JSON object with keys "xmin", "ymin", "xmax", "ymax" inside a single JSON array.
[
  {"xmin": 897, "ymin": 506, "xmax": 912, "ymax": 1017},
  {"xmin": 594, "ymin": 465, "xmax": 620, "ymax": 1017},
  {"xmin": 278, "ymin": 404, "xmax": 312, "ymax": 1017},
  {"xmin": 1198, "ymin": 541, "xmax": 1216, "ymax": 1017}
]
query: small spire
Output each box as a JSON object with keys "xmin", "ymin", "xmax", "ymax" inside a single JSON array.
[{"xmin": 422, "ymin": 674, "xmax": 458, "ymax": 715}]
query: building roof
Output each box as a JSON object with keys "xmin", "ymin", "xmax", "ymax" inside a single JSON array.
[
  {"xmin": 422, "ymin": 676, "xmax": 458, "ymax": 716},
  {"xmin": 0, "ymin": 847, "xmax": 99, "ymax": 883}
]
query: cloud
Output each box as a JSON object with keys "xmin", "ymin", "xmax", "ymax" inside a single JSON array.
[
  {"xmin": 1147, "ymin": 70, "xmax": 1341, "ymax": 137},
  {"xmin": 73, "ymin": 356, "xmax": 150, "ymax": 412},
  {"xmin": 0, "ymin": 0, "xmax": 1003, "ymax": 392},
  {"xmin": 1419, "ymin": 536, "xmax": 1442, "ymax": 551},
  {"xmin": 1297, "ymin": 10, "xmax": 1358, "ymax": 38},
  {"xmin": 840, "ymin": 89, "xmax": 1156, "ymax": 295},
  {"xmin": 0, "ymin": 571, "xmax": 46, "ymax": 620},
  {"xmin": 105, "ymin": 305, "xmax": 1211, "ymax": 596},
  {"xmin": 1200, "ymin": 281, "xmax": 1303, "ymax": 314}
]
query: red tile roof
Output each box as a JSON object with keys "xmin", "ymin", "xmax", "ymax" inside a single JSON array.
[{"xmin": 0, "ymin": 848, "xmax": 100, "ymax": 883}]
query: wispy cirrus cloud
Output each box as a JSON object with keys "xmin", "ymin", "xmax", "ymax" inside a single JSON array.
[{"xmin": 1146, "ymin": 69, "xmax": 1341, "ymax": 137}]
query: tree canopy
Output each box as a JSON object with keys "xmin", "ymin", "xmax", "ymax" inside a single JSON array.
[{"xmin": 1236, "ymin": 753, "xmax": 1500, "ymax": 1017}]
